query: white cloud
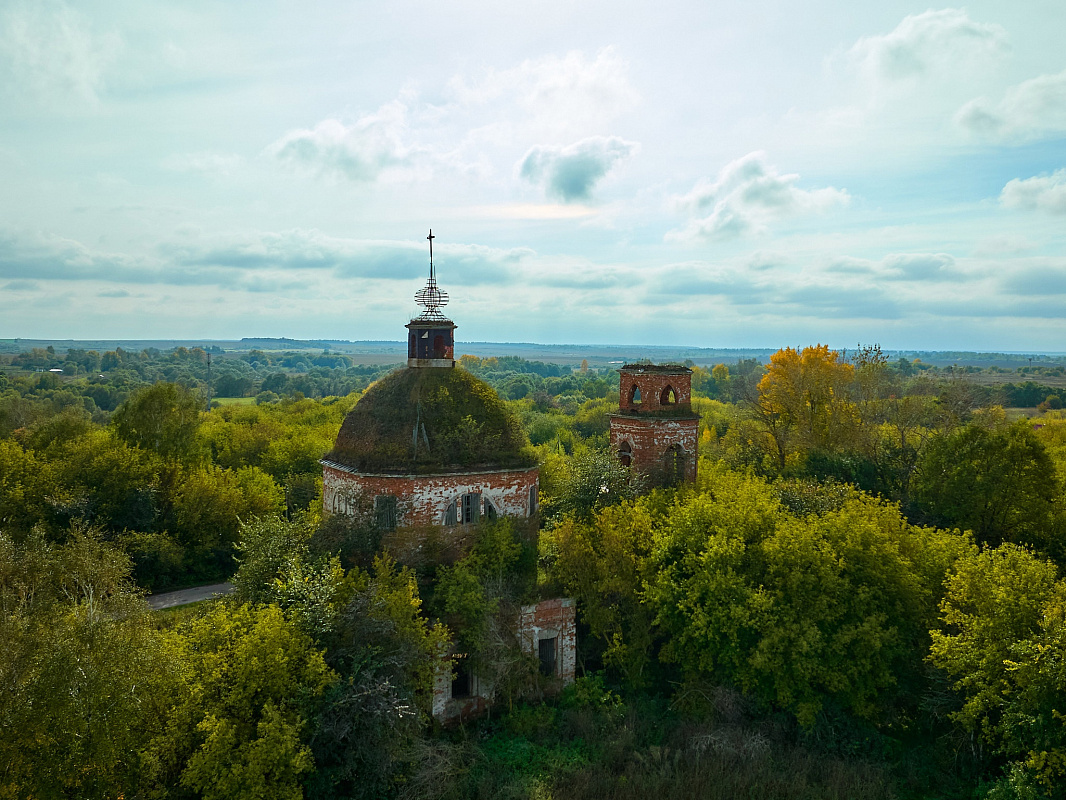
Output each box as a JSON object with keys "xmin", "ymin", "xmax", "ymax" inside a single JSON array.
[
  {"xmin": 268, "ymin": 101, "xmax": 420, "ymax": 182},
  {"xmin": 447, "ymin": 46, "xmax": 638, "ymax": 138},
  {"xmin": 956, "ymin": 70, "xmax": 1066, "ymax": 142},
  {"xmin": 1000, "ymin": 170, "xmax": 1066, "ymax": 215},
  {"xmin": 518, "ymin": 136, "xmax": 638, "ymax": 202},
  {"xmin": 0, "ymin": 0, "xmax": 120, "ymax": 108},
  {"xmin": 847, "ymin": 8, "xmax": 1008, "ymax": 96},
  {"xmin": 668, "ymin": 152, "xmax": 849, "ymax": 240}
]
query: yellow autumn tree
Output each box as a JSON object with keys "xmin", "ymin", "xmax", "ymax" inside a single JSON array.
[{"xmin": 754, "ymin": 344, "xmax": 857, "ymax": 466}]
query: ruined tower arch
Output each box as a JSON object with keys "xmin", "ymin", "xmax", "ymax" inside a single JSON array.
[{"xmin": 609, "ymin": 364, "xmax": 699, "ymax": 486}]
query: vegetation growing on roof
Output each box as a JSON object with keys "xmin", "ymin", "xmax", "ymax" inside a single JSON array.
[{"xmin": 327, "ymin": 368, "xmax": 536, "ymax": 474}]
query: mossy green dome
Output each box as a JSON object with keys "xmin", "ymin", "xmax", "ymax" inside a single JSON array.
[{"xmin": 327, "ymin": 367, "xmax": 536, "ymax": 474}]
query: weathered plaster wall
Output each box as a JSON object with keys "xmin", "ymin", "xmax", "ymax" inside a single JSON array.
[
  {"xmin": 322, "ymin": 462, "xmax": 539, "ymax": 527},
  {"xmin": 518, "ymin": 598, "xmax": 577, "ymax": 684}
]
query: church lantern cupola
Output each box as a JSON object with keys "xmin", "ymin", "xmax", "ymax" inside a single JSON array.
[{"xmin": 406, "ymin": 229, "xmax": 457, "ymax": 368}]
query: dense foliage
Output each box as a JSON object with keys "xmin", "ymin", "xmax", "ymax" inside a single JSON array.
[
  {"xmin": 327, "ymin": 367, "xmax": 536, "ymax": 473},
  {"xmin": 3, "ymin": 342, "xmax": 1066, "ymax": 797}
]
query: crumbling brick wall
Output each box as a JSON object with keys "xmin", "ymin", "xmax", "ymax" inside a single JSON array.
[
  {"xmin": 321, "ymin": 462, "xmax": 539, "ymax": 527},
  {"xmin": 518, "ymin": 598, "xmax": 577, "ymax": 684}
]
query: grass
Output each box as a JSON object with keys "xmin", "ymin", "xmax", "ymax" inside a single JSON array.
[
  {"xmin": 403, "ymin": 689, "xmax": 904, "ymax": 800},
  {"xmin": 212, "ymin": 396, "xmax": 256, "ymax": 406}
]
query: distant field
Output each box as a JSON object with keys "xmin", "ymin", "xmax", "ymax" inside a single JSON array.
[
  {"xmin": 212, "ymin": 396, "xmax": 256, "ymax": 406},
  {"xmin": 958, "ymin": 372, "xmax": 1066, "ymax": 389}
]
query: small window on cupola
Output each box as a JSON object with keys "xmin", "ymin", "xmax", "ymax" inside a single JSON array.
[
  {"xmin": 629, "ymin": 384, "xmax": 642, "ymax": 406},
  {"xmin": 661, "ymin": 386, "xmax": 677, "ymax": 405}
]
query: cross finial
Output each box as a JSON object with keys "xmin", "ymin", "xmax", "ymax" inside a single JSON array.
[{"xmin": 427, "ymin": 229, "xmax": 435, "ymax": 280}]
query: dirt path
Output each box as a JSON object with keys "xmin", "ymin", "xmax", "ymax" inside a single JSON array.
[{"xmin": 146, "ymin": 582, "xmax": 234, "ymax": 610}]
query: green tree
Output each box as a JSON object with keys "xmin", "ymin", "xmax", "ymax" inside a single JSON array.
[
  {"xmin": 150, "ymin": 603, "xmax": 336, "ymax": 800},
  {"xmin": 648, "ymin": 467, "xmax": 968, "ymax": 725},
  {"xmin": 113, "ymin": 381, "xmax": 203, "ymax": 460},
  {"xmin": 0, "ymin": 528, "xmax": 173, "ymax": 799},
  {"xmin": 545, "ymin": 501, "xmax": 658, "ymax": 688},
  {"xmin": 913, "ymin": 421, "xmax": 1062, "ymax": 557},
  {"xmin": 929, "ymin": 544, "xmax": 1066, "ymax": 792}
]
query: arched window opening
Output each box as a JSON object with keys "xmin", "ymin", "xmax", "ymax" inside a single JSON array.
[
  {"xmin": 663, "ymin": 444, "xmax": 686, "ymax": 485},
  {"xmin": 483, "ymin": 497, "xmax": 498, "ymax": 521},
  {"xmin": 433, "ymin": 334, "xmax": 445, "ymax": 357},
  {"xmin": 618, "ymin": 440, "xmax": 632, "ymax": 467},
  {"xmin": 660, "ymin": 385, "xmax": 677, "ymax": 405},
  {"xmin": 629, "ymin": 384, "xmax": 642, "ymax": 406}
]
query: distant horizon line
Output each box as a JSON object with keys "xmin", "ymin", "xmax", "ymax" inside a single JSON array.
[{"xmin": 1, "ymin": 336, "xmax": 1064, "ymax": 359}]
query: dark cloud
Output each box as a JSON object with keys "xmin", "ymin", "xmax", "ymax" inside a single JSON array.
[
  {"xmin": 3, "ymin": 279, "xmax": 39, "ymax": 291},
  {"xmin": 1000, "ymin": 263, "xmax": 1066, "ymax": 296},
  {"xmin": 782, "ymin": 284, "xmax": 901, "ymax": 319},
  {"xmin": 0, "ymin": 227, "xmax": 529, "ymax": 292},
  {"xmin": 519, "ymin": 135, "xmax": 637, "ymax": 202},
  {"xmin": 881, "ymin": 253, "xmax": 957, "ymax": 281}
]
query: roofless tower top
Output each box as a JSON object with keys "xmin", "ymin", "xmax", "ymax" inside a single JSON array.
[{"xmin": 406, "ymin": 229, "xmax": 456, "ymax": 368}]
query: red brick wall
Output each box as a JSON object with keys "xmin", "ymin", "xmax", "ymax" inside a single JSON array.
[
  {"xmin": 519, "ymin": 598, "xmax": 577, "ymax": 684},
  {"xmin": 322, "ymin": 462, "xmax": 539, "ymax": 527},
  {"xmin": 431, "ymin": 597, "xmax": 576, "ymax": 723},
  {"xmin": 610, "ymin": 415, "xmax": 699, "ymax": 483},
  {"xmin": 618, "ymin": 367, "xmax": 692, "ymax": 412}
]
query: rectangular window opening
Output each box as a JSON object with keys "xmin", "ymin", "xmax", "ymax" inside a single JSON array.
[
  {"xmin": 451, "ymin": 655, "xmax": 472, "ymax": 699},
  {"xmin": 374, "ymin": 494, "xmax": 398, "ymax": 531},
  {"xmin": 538, "ymin": 637, "xmax": 558, "ymax": 677},
  {"xmin": 461, "ymin": 492, "xmax": 481, "ymax": 524}
]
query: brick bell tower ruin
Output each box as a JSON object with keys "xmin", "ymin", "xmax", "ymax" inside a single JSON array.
[{"xmin": 609, "ymin": 364, "xmax": 699, "ymax": 485}]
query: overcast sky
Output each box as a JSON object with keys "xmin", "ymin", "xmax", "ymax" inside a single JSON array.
[{"xmin": 1, "ymin": 1, "xmax": 1064, "ymax": 350}]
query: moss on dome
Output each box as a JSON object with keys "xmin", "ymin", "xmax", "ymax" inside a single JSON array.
[{"xmin": 326, "ymin": 367, "xmax": 536, "ymax": 474}]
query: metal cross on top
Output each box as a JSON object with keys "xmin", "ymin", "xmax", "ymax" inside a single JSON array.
[{"xmin": 414, "ymin": 228, "xmax": 449, "ymax": 318}]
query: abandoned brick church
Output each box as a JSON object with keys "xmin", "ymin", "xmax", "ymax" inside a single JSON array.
[
  {"xmin": 320, "ymin": 232, "xmax": 574, "ymax": 720},
  {"xmin": 320, "ymin": 231, "xmax": 696, "ymax": 720}
]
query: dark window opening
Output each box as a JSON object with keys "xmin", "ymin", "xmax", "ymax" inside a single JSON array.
[
  {"xmin": 661, "ymin": 385, "xmax": 677, "ymax": 405},
  {"xmin": 663, "ymin": 444, "xmax": 686, "ymax": 485},
  {"xmin": 451, "ymin": 655, "xmax": 472, "ymax": 698},
  {"xmin": 484, "ymin": 498, "xmax": 498, "ymax": 521},
  {"xmin": 461, "ymin": 492, "xmax": 481, "ymax": 524},
  {"xmin": 629, "ymin": 384, "xmax": 642, "ymax": 405},
  {"xmin": 374, "ymin": 494, "xmax": 398, "ymax": 530},
  {"xmin": 444, "ymin": 501, "xmax": 458, "ymax": 526},
  {"xmin": 529, "ymin": 485, "xmax": 538, "ymax": 516},
  {"xmin": 618, "ymin": 440, "xmax": 632, "ymax": 467},
  {"xmin": 538, "ymin": 637, "xmax": 558, "ymax": 677}
]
